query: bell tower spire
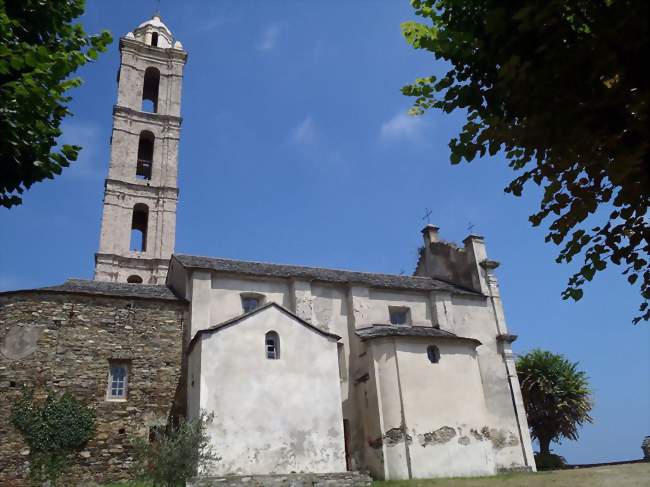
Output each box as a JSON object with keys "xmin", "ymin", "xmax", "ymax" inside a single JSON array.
[{"xmin": 94, "ymin": 15, "xmax": 188, "ymax": 284}]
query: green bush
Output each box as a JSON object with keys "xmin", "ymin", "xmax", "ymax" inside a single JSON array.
[
  {"xmin": 534, "ymin": 452, "xmax": 567, "ymax": 471},
  {"xmin": 131, "ymin": 412, "xmax": 218, "ymax": 487},
  {"xmin": 10, "ymin": 389, "xmax": 96, "ymax": 485}
]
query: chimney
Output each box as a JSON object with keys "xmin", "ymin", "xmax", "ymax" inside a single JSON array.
[
  {"xmin": 415, "ymin": 226, "xmax": 495, "ymax": 294},
  {"xmin": 421, "ymin": 224, "xmax": 440, "ymax": 245}
]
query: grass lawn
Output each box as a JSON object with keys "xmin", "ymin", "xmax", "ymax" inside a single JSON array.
[
  {"xmin": 98, "ymin": 463, "xmax": 649, "ymax": 487},
  {"xmin": 372, "ymin": 463, "xmax": 650, "ymax": 487}
]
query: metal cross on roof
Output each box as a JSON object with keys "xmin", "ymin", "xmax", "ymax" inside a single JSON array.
[
  {"xmin": 422, "ymin": 207, "xmax": 433, "ymax": 224},
  {"xmin": 468, "ymin": 221, "xmax": 475, "ymax": 233}
]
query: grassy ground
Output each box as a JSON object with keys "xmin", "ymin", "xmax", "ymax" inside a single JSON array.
[
  {"xmin": 99, "ymin": 464, "xmax": 649, "ymax": 487},
  {"xmin": 373, "ymin": 463, "xmax": 650, "ymax": 487}
]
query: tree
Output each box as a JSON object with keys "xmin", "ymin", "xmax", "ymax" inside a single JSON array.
[
  {"xmin": 401, "ymin": 0, "xmax": 649, "ymax": 323},
  {"xmin": 516, "ymin": 349, "xmax": 593, "ymax": 462},
  {"xmin": 10, "ymin": 390, "xmax": 96, "ymax": 486},
  {"xmin": 131, "ymin": 411, "xmax": 219, "ymax": 487},
  {"xmin": 0, "ymin": 0, "xmax": 111, "ymax": 208}
]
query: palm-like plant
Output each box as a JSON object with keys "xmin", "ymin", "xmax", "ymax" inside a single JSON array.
[{"xmin": 517, "ymin": 349, "xmax": 593, "ymax": 456}]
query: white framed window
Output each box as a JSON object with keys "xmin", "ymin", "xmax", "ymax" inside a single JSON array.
[
  {"xmin": 107, "ymin": 361, "xmax": 129, "ymax": 400},
  {"xmin": 241, "ymin": 293, "xmax": 265, "ymax": 313},
  {"xmin": 265, "ymin": 331, "xmax": 280, "ymax": 360},
  {"xmin": 389, "ymin": 306, "xmax": 411, "ymax": 325}
]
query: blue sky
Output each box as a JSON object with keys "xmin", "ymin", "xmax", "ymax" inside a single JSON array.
[{"xmin": 1, "ymin": 1, "xmax": 648, "ymax": 465}]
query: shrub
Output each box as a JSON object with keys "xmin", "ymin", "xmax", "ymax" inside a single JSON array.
[
  {"xmin": 131, "ymin": 412, "xmax": 218, "ymax": 487},
  {"xmin": 10, "ymin": 389, "xmax": 96, "ymax": 485},
  {"xmin": 534, "ymin": 452, "xmax": 567, "ymax": 471}
]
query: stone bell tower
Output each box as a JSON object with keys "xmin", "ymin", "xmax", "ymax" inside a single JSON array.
[{"xmin": 94, "ymin": 14, "xmax": 187, "ymax": 284}]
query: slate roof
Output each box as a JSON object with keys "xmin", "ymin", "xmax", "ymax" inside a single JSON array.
[
  {"xmin": 188, "ymin": 302, "xmax": 341, "ymax": 352},
  {"xmin": 0, "ymin": 279, "xmax": 183, "ymax": 302},
  {"xmin": 355, "ymin": 324, "xmax": 481, "ymax": 345},
  {"xmin": 173, "ymin": 254, "xmax": 479, "ymax": 295}
]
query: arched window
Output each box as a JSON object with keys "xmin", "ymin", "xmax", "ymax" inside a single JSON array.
[
  {"xmin": 130, "ymin": 203, "xmax": 149, "ymax": 252},
  {"xmin": 136, "ymin": 131, "xmax": 154, "ymax": 180},
  {"xmin": 142, "ymin": 67, "xmax": 160, "ymax": 113},
  {"xmin": 127, "ymin": 275, "xmax": 143, "ymax": 284},
  {"xmin": 427, "ymin": 345, "xmax": 440, "ymax": 364},
  {"xmin": 265, "ymin": 331, "xmax": 280, "ymax": 360},
  {"xmin": 151, "ymin": 32, "xmax": 159, "ymax": 47}
]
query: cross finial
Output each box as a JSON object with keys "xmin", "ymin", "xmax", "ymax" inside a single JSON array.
[
  {"xmin": 468, "ymin": 221, "xmax": 475, "ymax": 233},
  {"xmin": 154, "ymin": 0, "xmax": 161, "ymax": 16},
  {"xmin": 422, "ymin": 207, "xmax": 433, "ymax": 224}
]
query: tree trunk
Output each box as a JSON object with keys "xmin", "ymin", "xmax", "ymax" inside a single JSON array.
[{"xmin": 539, "ymin": 435, "xmax": 552, "ymax": 455}]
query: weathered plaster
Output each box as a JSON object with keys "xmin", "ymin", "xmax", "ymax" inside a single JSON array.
[{"xmin": 188, "ymin": 305, "xmax": 346, "ymax": 475}]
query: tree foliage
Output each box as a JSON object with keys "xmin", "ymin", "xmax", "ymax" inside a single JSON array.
[
  {"xmin": 516, "ymin": 349, "xmax": 593, "ymax": 457},
  {"xmin": 131, "ymin": 412, "xmax": 219, "ymax": 487},
  {"xmin": 0, "ymin": 0, "xmax": 112, "ymax": 208},
  {"xmin": 402, "ymin": 0, "xmax": 649, "ymax": 323},
  {"xmin": 10, "ymin": 389, "xmax": 96, "ymax": 485}
]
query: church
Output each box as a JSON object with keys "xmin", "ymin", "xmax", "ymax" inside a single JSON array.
[{"xmin": 0, "ymin": 15, "xmax": 536, "ymax": 485}]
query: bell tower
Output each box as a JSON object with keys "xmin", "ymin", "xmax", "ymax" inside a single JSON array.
[{"xmin": 94, "ymin": 14, "xmax": 188, "ymax": 284}]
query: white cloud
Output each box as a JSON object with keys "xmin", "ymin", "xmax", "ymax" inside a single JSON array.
[
  {"xmin": 289, "ymin": 116, "xmax": 319, "ymax": 146},
  {"xmin": 379, "ymin": 112, "xmax": 423, "ymax": 140},
  {"xmin": 256, "ymin": 24, "xmax": 281, "ymax": 52}
]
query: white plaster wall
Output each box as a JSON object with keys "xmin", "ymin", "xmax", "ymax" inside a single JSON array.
[
  {"xmin": 367, "ymin": 289, "xmax": 431, "ymax": 325},
  {"xmin": 187, "ymin": 341, "xmax": 201, "ymax": 421},
  {"xmin": 395, "ymin": 339, "xmax": 496, "ymax": 478},
  {"xmin": 189, "ymin": 271, "xmax": 211, "ymax": 337},
  {"xmin": 186, "ymin": 272, "xmax": 531, "ymax": 475},
  {"xmin": 450, "ymin": 295, "xmax": 530, "ymax": 469},
  {"xmin": 207, "ymin": 275, "xmax": 291, "ymax": 326},
  {"xmin": 369, "ymin": 340, "xmax": 410, "ymax": 480},
  {"xmin": 356, "ymin": 366, "xmax": 384, "ymax": 478},
  {"xmin": 195, "ymin": 306, "xmax": 346, "ymax": 475}
]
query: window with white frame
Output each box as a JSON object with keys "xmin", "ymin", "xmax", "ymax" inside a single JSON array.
[
  {"xmin": 389, "ymin": 306, "xmax": 411, "ymax": 325},
  {"xmin": 107, "ymin": 361, "xmax": 129, "ymax": 400},
  {"xmin": 265, "ymin": 331, "xmax": 280, "ymax": 360}
]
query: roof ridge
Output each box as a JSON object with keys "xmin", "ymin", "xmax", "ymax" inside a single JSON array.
[
  {"xmin": 175, "ymin": 253, "xmax": 435, "ymax": 279},
  {"xmin": 175, "ymin": 254, "xmax": 458, "ymax": 283},
  {"xmin": 0, "ymin": 278, "xmax": 183, "ymax": 302}
]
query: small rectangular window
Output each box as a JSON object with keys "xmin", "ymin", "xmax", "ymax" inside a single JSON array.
[
  {"xmin": 107, "ymin": 361, "xmax": 129, "ymax": 400},
  {"xmin": 389, "ymin": 306, "xmax": 410, "ymax": 325},
  {"xmin": 242, "ymin": 296, "xmax": 261, "ymax": 313}
]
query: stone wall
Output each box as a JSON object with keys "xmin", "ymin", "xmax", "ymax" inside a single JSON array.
[
  {"xmin": 188, "ymin": 472, "xmax": 372, "ymax": 487},
  {"xmin": 0, "ymin": 291, "xmax": 186, "ymax": 486}
]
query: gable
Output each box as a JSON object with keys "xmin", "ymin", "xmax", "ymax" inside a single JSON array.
[{"xmin": 188, "ymin": 302, "xmax": 339, "ymax": 353}]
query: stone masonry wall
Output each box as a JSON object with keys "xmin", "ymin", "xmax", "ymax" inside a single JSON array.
[{"xmin": 0, "ymin": 292, "xmax": 186, "ymax": 486}]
